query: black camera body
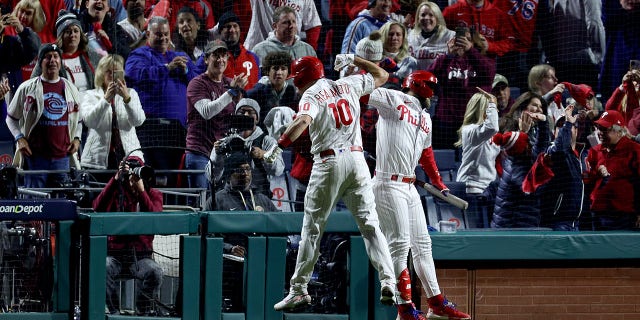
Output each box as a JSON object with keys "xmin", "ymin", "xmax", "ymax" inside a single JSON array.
[
  {"xmin": 216, "ymin": 115, "xmax": 255, "ymax": 156},
  {"xmin": 123, "ymin": 159, "xmax": 154, "ymax": 182}
]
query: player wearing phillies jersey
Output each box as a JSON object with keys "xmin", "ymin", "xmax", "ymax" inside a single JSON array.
[
  {"xmin": 270, "ymin": 55, "xmax": 397, "ymax": 311},
  {"xmin": 368, "ymin": 71, "xmax": 471, "ymax": 320}
]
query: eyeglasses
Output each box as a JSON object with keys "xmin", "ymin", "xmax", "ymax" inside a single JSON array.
[{"xmin": 231, "ymin": 167, "xmax": 251, "ymax": 174}]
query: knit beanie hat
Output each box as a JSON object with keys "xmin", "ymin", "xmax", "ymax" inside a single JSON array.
[
  {"xmin": 217, "ymin": 11, "xmax": 240, "ymax": 33},
  {"xmin": 55, "ymin": 9, "xmax": 82, "ymax": 38},
  {"xmin": 37, "ymin": 43, "xmax": 63, "ymax": 68},
  {"xmin": 493, "ymin": 131, "xmax": 529, "ymax": 156},
  {"xmin": 235, "ymin": 98, "xmax": 261, "ymax": 121},
  {"xmin": 356, "ymin": 31, "xmax": 384, "ymax": 62}
]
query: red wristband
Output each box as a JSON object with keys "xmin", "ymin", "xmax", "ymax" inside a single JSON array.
[{"xmin": 278, "ymin": 133, "xmax": 293, "ymax": 148}]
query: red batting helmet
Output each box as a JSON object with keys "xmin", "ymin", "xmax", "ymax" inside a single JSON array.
[
  {"xmin": 288, "ymin": 56, "xmax": 324, "ymax": 89},
  {"xmin": 402, "ymin": 71, "xmax": 438, "ymax": 98}
]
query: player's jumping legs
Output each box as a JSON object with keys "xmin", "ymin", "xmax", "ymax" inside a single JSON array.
[
  {"xmin": 343, "ymin": 157, "xmax": 396, "ymax": 305},
  {"xmin": 275, "ymin": 158, "xmax": 342, "ymax": 311}
]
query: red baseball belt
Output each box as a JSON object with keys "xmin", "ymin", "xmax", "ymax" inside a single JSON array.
[{"xmin": 390, "ymin": 174, "xmax": 416, "ymax": 184}]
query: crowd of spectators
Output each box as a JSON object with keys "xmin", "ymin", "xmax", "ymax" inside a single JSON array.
[
  {"xmin": 0, "ymin": 0, "xmax": 639, "ymax": 253},
  {"xmin": 0, "ymin": 0, "xmax": 639, "ymax": 316}
]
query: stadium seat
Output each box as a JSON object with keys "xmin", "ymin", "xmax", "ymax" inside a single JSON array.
[{"xmin": 432, "ymin": 149, "xmax": 460, "ymax": 181}]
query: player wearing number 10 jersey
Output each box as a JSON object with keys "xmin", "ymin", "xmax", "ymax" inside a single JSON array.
[{"xmin": 271, "ymin": 55, "xmax": 397, "ymax": 311}]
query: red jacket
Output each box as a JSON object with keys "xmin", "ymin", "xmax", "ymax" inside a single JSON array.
[
  {"xmin": 443, "ymin": 0, "xmax": 516, "ymax": 56},
  {"xmin": 585, "ymin": 138, "xmax": 640, "ymax": 214},
  {"xmin": 224, "ymin": 45, "xmax": 261, "ymax": 90},
  {"xmin": 93, "ymin": 177, "xmax": 163, "ymax": 254},
  {"xmin": 605, "ymin": 81, "xmax": 640, "ymax": 136},
  {"xmin": 491, "ymin": 0, "xmax": 539, "ymax": 52}
]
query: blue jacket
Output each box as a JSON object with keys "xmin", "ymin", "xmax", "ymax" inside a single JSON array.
[
  {"xmin": 341, "ymin": 10, "xmax": 388, "ymax": 54},
  {"xmin": 493, "ymin": 123, "xmax": 550, "ymax": 228},
  {"xmin": 538, "ymin": 121, "xmax": 586, "ymax": 231},
  {"xmin": 125, "ymin": 46, "xmax": 197, "ymax": 126}
]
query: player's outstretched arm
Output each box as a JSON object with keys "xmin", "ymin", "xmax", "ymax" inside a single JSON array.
[
  {"xmin": 279, "ymin": 115, "xmax": 312, "ymax": 146},
  {"xmin": 353, "ymin": 56, "xmax": 389, "ymax": 88},
  {"xmin": 265, "ymin": 115, "xmax": 312, "ymax": 163}
]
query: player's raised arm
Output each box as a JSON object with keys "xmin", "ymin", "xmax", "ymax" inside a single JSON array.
[
  {"xmin": 353, "ymin": 56, "xmax": 388, "ymax": 88},
  {"xmin": 334, "ymin": 54, "xmax": 389, "ymax": 88}
]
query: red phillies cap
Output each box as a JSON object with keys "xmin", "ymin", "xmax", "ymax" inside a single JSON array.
[{"xmin": 594, "ymin": 110, "xmax": 625, "ymax": 129}]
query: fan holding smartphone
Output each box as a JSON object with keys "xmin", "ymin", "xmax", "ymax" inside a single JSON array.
[
  {"xmin": 602, "ymin": 60, "xmax": 640, "ymax": 136},
  {"xmin": 80, "ymin": 54, "xmax": 146, "ymax": 177}
]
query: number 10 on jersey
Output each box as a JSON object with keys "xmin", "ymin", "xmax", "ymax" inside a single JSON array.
[{"xmin": 328, "ymin": 98, "xmax": 353, "ymax": 129}]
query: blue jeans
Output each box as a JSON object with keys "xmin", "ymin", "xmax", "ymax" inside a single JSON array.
[
  {"xmin": 185, "ymin": 152, "xmax": 210, "ymax": 189},
  {"xmin": 23, "ymin": 156, "xmax": 70, "ymax": 189}
]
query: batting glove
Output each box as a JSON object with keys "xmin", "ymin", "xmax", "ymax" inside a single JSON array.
[
  {"xmin": 263, "ymin": 146, "xmax": 283, "ymax": 164},
  {"xmin": 334, "ymin": 54, "xmax": 355, "ymax": 72}
]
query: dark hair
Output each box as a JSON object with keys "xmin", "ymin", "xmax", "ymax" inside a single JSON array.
[
  {"xmin": 262, "ymin": 51, "xmax": 293, "ymax": 74},
  {"xmin": 172, "ymin": 7, "xmax": 209, "ymax": 59},
  {"xmin": 499, "ymin": 91, "xmax": 547, "ymax": 132}
]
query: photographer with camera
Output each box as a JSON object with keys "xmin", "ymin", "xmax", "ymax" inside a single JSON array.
[
  {"xmin": 93, "ymin": 156, "xmax": 164, "ymax": 315},
  {"xmin": 207, "ymin": 98, "xmax": 284, "ymax": 197}
]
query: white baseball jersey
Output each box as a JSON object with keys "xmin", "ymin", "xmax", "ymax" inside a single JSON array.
[
  {"xmin": 298, "ymin": 74, "xmax": 376, "ymax": 155},
  {"xmin": 285, "ymin": 73, "xmax": 396, "ymax": 295},
  {"xmin": 407, "ymin": 28, "xmax": 455, "ymax": 71},
  {"xmin": 243, "ymin": 0, "xmax": 322, "ymax": 50},
  {"xmin": 369, "ymin": 87, "xmax": 433, "ymax": 175}
]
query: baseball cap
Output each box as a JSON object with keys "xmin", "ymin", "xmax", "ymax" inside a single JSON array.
[
  {"xmin": 492, "ymin": 74, "xmax": 509, "ymax": 90},
  {"xmin": 563, "ymin": 82, "xmax": 594, "ymax": 109},
  {"xmin": 594, "ymin": 110, "xmax": 625, "ymax": 129},
  {"xmin": 205, "ymin": 39, "xmax": 228, "ymax": 55},
  {"xmin": 223, "ymin": 151, "xmax": 251, "ymax": 179},
  {"xmin": 235, "ymin": 98, "xmax": 261, "ymax": 121},
  {"xmin": 356, "ymin": 31, "xmax": 383, "ymax": 62}
]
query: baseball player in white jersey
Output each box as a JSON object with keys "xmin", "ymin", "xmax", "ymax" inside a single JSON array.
[
  {"xmin": 243, "ymin": 0, "xmax": 322, "ymax": 50},
  {"xmin": 269, "ymin": 55, "xmax": 397, "ymax": 311},
  {"xmin": 368, "ymin": 71, "xmax": 472, "ymax": 319}
]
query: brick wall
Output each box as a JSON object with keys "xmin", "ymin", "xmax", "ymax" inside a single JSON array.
[{"xmin": 417, "ymin": 268, "xmax": 640, "ymax": 320}]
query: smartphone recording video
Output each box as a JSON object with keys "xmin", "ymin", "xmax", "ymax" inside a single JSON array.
[
  {"xmin": 455, "ymin": 27, "xmax": 468, "ymax": 40},
  {"xmin": 113, "ymin": 70, "xmax": 124, "ymax": 82}
]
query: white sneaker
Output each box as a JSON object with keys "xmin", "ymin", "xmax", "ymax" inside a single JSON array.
[
  {"xmin": 274, "ymin": 292, "xmax": 311, "ymax": 311},
  {"xmin": 380, "ymin": 284, "xmax": 396, "ymax": 306}
]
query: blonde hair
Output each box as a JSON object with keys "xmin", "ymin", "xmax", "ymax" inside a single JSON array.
[
  {"xmin": 454, "ymin": 93, "xmax": 490, "ymax": 147},
  {"xmin": 95, "ymin": 54, "xmax": 124, "ymax": 90},
  {"xmin": 528, "ymin": 64, "xmax": 554, "ymax": 94},
  {"xmin": 411, "ymin": 1, "xmax": 448, "ymax": 41},
  {"xmin": 379, "ymin": 21, "xmax": 410, "ymax": 62},
  {"xmin": 13, "ymin": 0, "xmax": 46, "ymax": 32}
]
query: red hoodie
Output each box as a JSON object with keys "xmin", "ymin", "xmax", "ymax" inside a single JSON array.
[{"xmin": 443, "ymin": 0, "xmax": 516, "ymax": 56}]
